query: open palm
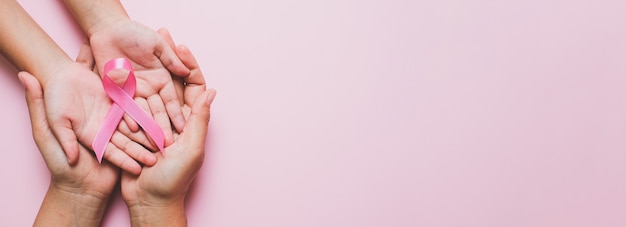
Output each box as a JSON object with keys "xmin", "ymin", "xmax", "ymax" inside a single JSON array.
[
  {"xmin": 90, "ymin": 20, "xmax": 190, "ymax": 147},
  {"xmin": 37, "ymin": 44, "xmax": 157, "ymax": 174},
  {"xmin": 21, "ymin": 69, "xmax": 119, "ymax": 199}
]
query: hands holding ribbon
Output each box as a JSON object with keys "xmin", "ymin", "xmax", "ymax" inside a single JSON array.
[
  {"xmin": 25, "ymin": 41, "xmax": 214, "ymax": 227},
  {"xmin": 1, "ymin": 0, "xmax": 161, "ymax": 174},
  {"xmin": 63, "ymin": 0, "xmax": 190, "ymax": 148},
  {"xmin": 21, "ymin": 57, "xmax": 120, "ymax": 226},
  {"xmin": 0, "ymin": 0, "xmax": 215, "ymax": 225}
]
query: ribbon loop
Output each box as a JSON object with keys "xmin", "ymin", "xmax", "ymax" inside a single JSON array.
[{"xmin": 92, "ymin": 58, "xmax": 165, "ymax": 163}]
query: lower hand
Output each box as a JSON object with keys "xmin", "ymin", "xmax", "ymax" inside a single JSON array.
[
  {"xmin": 22, "ymin": 70, "xmax": 119, "ymax": 227},
  {"xmin": 121, "ymin": 46, "xmax": 215, "ymax": 226}
]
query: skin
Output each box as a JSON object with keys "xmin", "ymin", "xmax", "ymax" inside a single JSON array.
[
  {"xmin": 62, "ymin": 0, "xmax": 192, "ymax": 147},
  {"xmin": 0, "ymin": 0, "xmax": 156, "ymax": 174},
  {"xmin": 23, "ymin": 50, "xmax": 119, "ymax": 227},
  {"xmin": 25, "ymin": 39, "xmax": 215, "ymax": 226},
  {"xmin": 123, "ymin": 45, "xmax": 215, "ymax": 227},
  {"xmin": 4, "ymin": 0, "xmax": 215, "ymax": 224}
]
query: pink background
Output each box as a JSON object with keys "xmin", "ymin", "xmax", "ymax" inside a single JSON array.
[{"xmin": 1, "ymin": 0, "xmax": 626, "ymax": 226}]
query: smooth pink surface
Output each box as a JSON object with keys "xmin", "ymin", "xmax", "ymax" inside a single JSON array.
[
  {"xmin": 93, "ymin": 58, "xmax": 165, "ymax": 162},
  {"xmin": 2, "ymin": 0, "xmax": 626, "ymax": 226}
]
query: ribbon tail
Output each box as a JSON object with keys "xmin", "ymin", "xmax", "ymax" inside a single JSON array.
[
  {"xmin": 102, "ymin": 75, "xmax": 165, "ymax": 151},
  {"xmin": 92, "ymin": 104, "xmax": 125, "ymax": 163}
]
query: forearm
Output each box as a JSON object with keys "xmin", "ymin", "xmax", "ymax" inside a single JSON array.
[
  {"xmin": 0, "ymin": 0, "xmax": 73, "ymax": 85},
  {"xmin": 128, "ymin": 199, "xmax": 187, "ymax": 227},
  {"xmin": 62, "ymin": 0, "xmax": 129, "ymax": 37},
  {"xmin": 34, "ymin": 183, "xmax": 109, "ymax": 227}
]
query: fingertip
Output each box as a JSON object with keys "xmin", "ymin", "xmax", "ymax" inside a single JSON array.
[
  {"xmin": 188, "ymin": 90, "xmax": 213, "ymax": 127},
  {"xmin": 158, "ymin": 40, "xmax": 190, "ymax": 77},
  {"xmin": 65, "ymin": 143, "xmax": 80, "ymax": 165},
  {"xmin": 128, "ymin": 164, "xmax": 142, "ymax": 175},
  {"xmin": 176, "ymin": 45, "xmax": 192, "ymax": 63},
  {"xmin": 176, "ymin": 44, "xmax": 189, "ymax": 54},
  {"xmin": 121, "ymin": 158, "xmax": 142, "ymax": 175},
  {"xmin": 157, "ymin": 27, "xmax": 169, "ymax": 34},
  {"xmin": 206, "ymin": 89, "xmax": 217, "ymax": 107},
  {"xmin": 193, "ymin": 90, "xmax": 215, "ymax": 111},
  {"xmin": 175, "ymin": 63, "xmax": 190, "ymax": 76},
  {"xmin": 165, "ymin": 132, "xmax": 175, "ymax": 147},
  {"xmin": 123, "ymin": 114, "xmax": 140, "ymax": 132},
  {"xmin": 17, "ymin": 72, "xmax": 26, "ymax": 87},
  {"xmin": 169, "ymin": 113, "xmax": 185, "ymax": 134},
  {"xmin": 18, "ymin": 71, "xmax": 40, "ymax": 91},
  {"xmin": 76, "ymin": 42, "xmax": 95, "ymax": 69},
  {"xmin": 103, "ymin": 144, "xmax": 143, "ymax": 175},
  {"xmin": 143, "ymin": 153, "xmax": 157, "ymax": 167}
]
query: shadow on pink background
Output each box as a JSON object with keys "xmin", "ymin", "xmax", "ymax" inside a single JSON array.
[{"xmin": 1, "ymin": 0, "xmax": 626, "ymax": 226}]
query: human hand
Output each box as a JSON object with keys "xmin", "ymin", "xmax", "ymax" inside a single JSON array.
[
  {"xmin": 22, "ymin": 68, "xmax": 118, "ymax": 227},
  {"xmin": 38, "ymin": 44, "xmax": 157, "ymax": 174},
  {"xmin": 121, "ymin": 46, "xmax": 215, "ymax": 226},
  {"xmin": 89, "ymin": 18, "xmax": 190, "ymax": 148}
]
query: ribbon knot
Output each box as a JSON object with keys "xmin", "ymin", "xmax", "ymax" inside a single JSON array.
[{"xmin": 92, "ymin": 58, "xmax": 164, "ymax": 163}]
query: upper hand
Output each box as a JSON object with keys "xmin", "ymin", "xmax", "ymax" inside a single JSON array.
[{"xmin": 89, "ymin": 19, "xmax": 190, "ymax": 148}]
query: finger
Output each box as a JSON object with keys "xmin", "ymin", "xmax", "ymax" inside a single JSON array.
[
  {"xmin": 154, "ymin": 28, "xmax": 189, "ymax": 77},
  {"xmin": 147, "ymin": 94, "xmax": 174, "ymax": 146},
  {"xmin": 130, "ymin": 96, "xmax": 153, "ymax": 135},
  {"xmin": 47, "ymin": 118, "xmax": 80, "ymax": 165},
  {"xmin": 157, "ymin": 28, "xmax": 177, "ymax": 52},
  {"xmin": 20, "ymin": 72, "xmax": 72, "ymax": 167},
  {"xmin": 136, "ymin": 97, "xmax": 152, "ymax": 116},
  {"xmin": 20, "ymin": 72, "xmax": 45, "ymax": 132},
  {"xmin": 117, "ymin": 120, "xmax": 158, "ymax": 151},
  {"xmin": 120, "ymin": 171, "xmax": 138, "ymax": 193},
  {"xmin": 176, "ymin": 45, "xmax": 206, "ymax": 106},
  {"xmin": 75, "ymin": 43, "xmax": 95, "ymax": 69},
  {"xmin": 103, "ymin": 143, "xmax": 142, "ymax": 175},
  {"xmin": 173, "ymin": 76, "xmax": 185, "ymax": 104},
  {"xmin": 110, "ymin": 131, "xmax": 157, "ymax": 166},
  {"xmin": 160, "ymin": 81, "xmax": 186, "ymax": 133},
  {"xmin": 181, "ymin": 90, "xmax": 216, "ymax": 152},
  {"xmin": 124, "ymin": 113, "xmax": 140, "ymax": 132},
  {"xmin": 176, "ymin": 45, "xmax": 205, "ymax": 86},
  {"xmin": 20, "ymin": 72, "xmax": 50, "ymax": 144}
]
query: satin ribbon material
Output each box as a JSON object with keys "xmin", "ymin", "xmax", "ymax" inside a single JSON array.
[{"xmin": 92, "ymin": 58, "xmax": 164, "ymax": 163}]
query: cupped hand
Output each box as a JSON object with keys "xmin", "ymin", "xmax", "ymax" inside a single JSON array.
[
  {"xmin": 36, "ymin": 44, "xmax": 157, "ymax": 174},
  {"xmin": 89, "ymin": 19, "xmax": 190, "ymax": 148},
  {"xmin": 21, "ymin": 69, "xmax": 118, "ymax": 201},
  {"xmin": 121, "ymin": 45, "xmax": 214, "ymax": 207}
]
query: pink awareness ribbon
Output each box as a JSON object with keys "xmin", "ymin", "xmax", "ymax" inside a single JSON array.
[{"xmin": 92, "ymin": 58, "xmax": 165, "ymax": 163}]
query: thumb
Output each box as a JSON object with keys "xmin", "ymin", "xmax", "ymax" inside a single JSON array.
[
  {"xmin": 48, "ymin": 118, "xmax": 80, "ymax": 165},
  {"xmin": 19, "ymin": 72, "xmax": 73, "ymax": 165},
  {"xmin": 155, "ymin": 32, "xmax": 190, "ymax": 77},
  {"xmin": 75, "ymin": 42, "xmax": 95, "ymax": 70},
  {"xmin": 24, "ymin": 73, "xmax": 80, "ymax": 165},
  {"xmin": 181, "ymin": 90, "xmax": 216, "ymax": 147},
  {"xmin": 19, "ymin": 72, "xmax": 46, "ymax": 136}
]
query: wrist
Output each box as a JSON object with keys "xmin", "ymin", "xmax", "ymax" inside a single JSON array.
[
  {"xmin": 36, "ymin": 59, "xmax": 75, "ymax": 88},
  {"xmin": 50, "ymin": 181, "xmax": 112, "ymax": 206},
  {"xmin": 34, "ymin": 183, "xmax": 110, "ymax": 227},
  {"xmin": 62, "ymin": 0, "xmax": 130, "ymax": 37},
  {"xmin": 86, "ymin": 14, "xmax": 129, "ymax": 38},
  {"xmin": 127, "ymin": 198, "xmax": 187, "ymax": 227}
]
